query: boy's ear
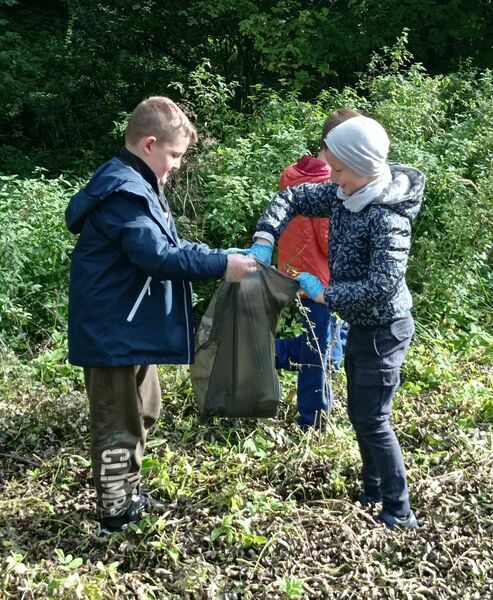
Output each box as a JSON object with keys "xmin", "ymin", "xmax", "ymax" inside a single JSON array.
[
  {"xmin": 141, "ymin": 136, "xmax": 158, "ymax": 155},
  {"xmin": 319, "ymin": 147, "xmax": 331, "ymax": 164}
]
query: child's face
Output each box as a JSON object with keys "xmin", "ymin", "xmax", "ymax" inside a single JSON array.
[
  {"xmin": 144, "ymin": 133, "xmax": 190, "ymax": 186},
  {"xmin": 321, "ymin": 148, "xmax": 375, "ymax": 196}
]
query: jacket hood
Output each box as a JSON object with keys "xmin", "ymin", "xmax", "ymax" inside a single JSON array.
[
  {"xmin": 294, "ymin": 155, "xmax": 331, "ymax": 178},
  {"xmin": 281, "ymin": 155, "xmax": 331, "ymax": 188},
  {"xmin": 65, "ymin": 158, "xmax": 154, "ymax": 233},
  {"xmin": 376, "ymin": 164, "xmax": 425, "ymax": 221}
]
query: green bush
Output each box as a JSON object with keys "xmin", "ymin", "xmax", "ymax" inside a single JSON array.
[
  {"xmin": 196, "ymin": 60, "xmax": 493, "ymax": 354},
  {"xmin": 1, "ymin": 53, "xmax": 491, "ymax": 365},
  {"xmin": 0, "ymin": 173, "xmax": 77, "ymax": 352},
  {"xmin": 198, "ymin": 87, "xmax": 366, "ymax": 247}
]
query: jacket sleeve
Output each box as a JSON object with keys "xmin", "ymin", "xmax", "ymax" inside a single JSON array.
[
  {"xmin": 255, "ymin": 181, "xmax": 337, "ymax": 241},
  {"xmin": 93, "ymin": 194, "xmax": 227, "ymax": 281},
  {"xmin": 324, "ymin": 209, "xmax": 411, "ymax": 310},
  {"xmin": 179, "ymin": 238, "xmax": 223, "ymax": 255}
]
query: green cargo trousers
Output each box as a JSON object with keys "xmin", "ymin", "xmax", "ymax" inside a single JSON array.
[{"xmin": 84, "ymin": 365, "xmax": 161, "ymax": 519}]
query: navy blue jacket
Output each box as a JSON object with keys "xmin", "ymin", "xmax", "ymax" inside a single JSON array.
[
  {"xmin": 256, "ymin": 164, "xmax": 425, "ymax": 325},
  {"xmin": 65, "ymin": 153, "xmax": 227, "ymax": 367}
]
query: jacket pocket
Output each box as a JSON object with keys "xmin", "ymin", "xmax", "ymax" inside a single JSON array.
[{"xmin": 126, "ymin": 276, "xmax": 152, "ymax": 322}]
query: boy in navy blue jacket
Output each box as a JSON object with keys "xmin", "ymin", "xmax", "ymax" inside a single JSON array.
[
  {"xmin": 248, "ymin": 116, "xmax": 425, "ymax": 529},
  {"xmin": 66, "ymin": 96, "xmax": 256, "ymax": 535}
]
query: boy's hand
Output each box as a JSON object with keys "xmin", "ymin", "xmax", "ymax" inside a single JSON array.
[
  {"xmin": 246, "ymin": 241, "xmax": 273, "ymax": 265},
  {"xmin": 296, "ymin": 272, "xmax": 325, "ymax": 302},
  {"xmin": 225, "ymin": 254, "xmax": 257, "ymax": 282}
]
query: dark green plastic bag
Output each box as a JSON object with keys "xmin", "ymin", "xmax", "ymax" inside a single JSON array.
[{"xmin": 191, "ymin": 263, "xmax": 298, "ymax": 419}]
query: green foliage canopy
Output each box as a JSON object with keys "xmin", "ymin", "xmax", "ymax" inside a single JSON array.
[
  {"xmin": 1, "ymin": 56, "xmax": 491, "ymax": 361},
  {"xmin": 1, "ymin": 1, "xmax": 493, "ymax": 172}
]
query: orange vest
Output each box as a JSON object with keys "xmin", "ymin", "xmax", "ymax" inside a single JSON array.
[{"xmin": 277, "ymin": 156, "xmax": 331, "ymax": 286}]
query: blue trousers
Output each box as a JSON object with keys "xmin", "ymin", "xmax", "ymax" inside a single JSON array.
[
  {"xmin": 345, "ymin": 315, "xmax": 414, "ymax": 517},
  {"xmin": 276, "ymin": 297, "xmax": 343, "ymax": 428},
  {"xmin": 330, "ymin": 318, "xmax": 348, "ymax": 370}
]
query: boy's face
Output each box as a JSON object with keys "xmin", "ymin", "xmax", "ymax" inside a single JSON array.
[
  {"xmin": 321, "ymin": 148, "xmax": 375, "ymax": 196},
  {"xmin": 141, "ymin": 133, "xmax": 190, "ymax": 186}
]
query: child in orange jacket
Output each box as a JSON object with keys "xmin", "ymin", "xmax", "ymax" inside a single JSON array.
[{"xmin": 275, "ymin": 109, "xmax": 359, "ymax": 429}]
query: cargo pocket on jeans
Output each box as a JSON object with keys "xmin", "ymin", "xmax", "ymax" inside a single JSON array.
[
  {"xmin": 353, "ymin": 367, "xmax": 400, "ymax": 387},
  {"xmin": 349, "ymin": 367, "xmax": 401, "ymax": 423}
]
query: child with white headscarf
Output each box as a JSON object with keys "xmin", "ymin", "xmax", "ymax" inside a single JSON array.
[{"xmin": 248, "ymin": 115, "xmax": 426, "ymax": 530}]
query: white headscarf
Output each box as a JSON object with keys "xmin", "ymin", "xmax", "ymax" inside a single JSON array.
[{"xmin": 324, "ymin": 116, "xmax": 390, "ymax": 177}]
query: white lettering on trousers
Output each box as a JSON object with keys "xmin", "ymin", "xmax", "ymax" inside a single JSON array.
[{"xmin": 99, "ymin": 448, "xmax": 131, "ymax": 515}]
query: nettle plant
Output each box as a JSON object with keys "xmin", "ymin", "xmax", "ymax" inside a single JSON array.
[
  {"xmin": 198, "ymin": 86, "xmax": 368, "ymax": 248},
  {"xmin": 0, "ymin": 173, "xmax": 77, "ymax": 353},
  {"xmin": 198, "ymin": 92, "xmax": 314, "ymax": 247},
  {"xmin": 395, "ymin": 73, "xmax": 492, "ymax": 350}
]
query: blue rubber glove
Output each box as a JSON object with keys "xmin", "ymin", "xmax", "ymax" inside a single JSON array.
[
  {"xmin": 246, "ymin": 241, "xmax": 273, "ymax": 265},
  {"xmin": 296, "ymin": 272, "xmax": 325, "ymax": 300},
  {"xmin": 223, "ymin": 247, "xmax": 249, "ymax": 255}
]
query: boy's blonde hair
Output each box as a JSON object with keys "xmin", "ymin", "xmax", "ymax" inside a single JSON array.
[
  {"xmin": 125, "ymin": 96, "xmax": 198, "ymax": 147},
  {"xmin": 321, "ymin": 108, "xmax": 361, "ymax": 149}
]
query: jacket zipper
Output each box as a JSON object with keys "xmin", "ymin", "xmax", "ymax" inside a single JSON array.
[
  {"xmin": 182, "ymin": 281, "xmax": 192, "ymax": 363},
  {"xmin": 127, "ymin": 276, "xmax": 152, "ymax": 322}
]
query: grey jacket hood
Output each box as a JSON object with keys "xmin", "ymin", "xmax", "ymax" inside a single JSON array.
[{"xmin": 371, "ymin": 164, "xmax": 425, "ymax": 221}]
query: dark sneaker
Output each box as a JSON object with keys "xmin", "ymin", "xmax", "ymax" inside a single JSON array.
[
  {"xmin": 139, "ymin": 488, "xmax": 167, "ymax": 513},
  {"xmin": 98, "ymin": 489, "xmax": 167, "ymax": 537},
  {"xmin": 98, "ymin": 495, "xmax": 146, "ymax": 537},
  {"xmin": 378, "ymin": 510, "xmax": 419, "ymax": 530}
]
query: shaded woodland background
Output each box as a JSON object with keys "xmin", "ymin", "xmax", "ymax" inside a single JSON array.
[{"xmin": 2, "ymin": 0, "xmax": 493, "ymax": 174}]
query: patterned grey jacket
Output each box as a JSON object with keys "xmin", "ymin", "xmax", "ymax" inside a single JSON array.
[{"xmin": 255, "ymin": 164, "xmax": 425, "ymax": 325}]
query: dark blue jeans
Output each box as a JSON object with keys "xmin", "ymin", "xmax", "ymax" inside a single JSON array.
[
  {"xmin": 345, "ymin": 315, "xmax": 414, "ymax": 517},
  {"xmin": 276, "ymin": 298, "xmax": 343, "ymax": 428}
]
